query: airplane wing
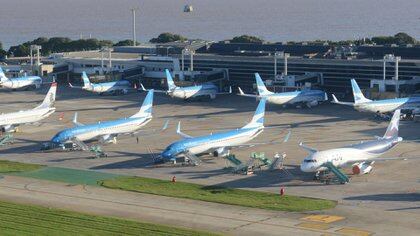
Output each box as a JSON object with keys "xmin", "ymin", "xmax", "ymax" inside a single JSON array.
[
  {"xmin": 68, "ymin": 82, "xmax": 83, "ymax": 89},
  {"xmin": 237, "ymin": 87, "xmax": 259, "ymax": 98},
  {"xmin": 105, "ymin": 120, "xmax": 170, "ymax": 141},
  {"xmin": 139, "ymin": 83, "xmax": 167, "ymax": 93},
  {"xmin": 219, "ymin": 130, "xmax": 291, "ymax": 149},
  {"xmin": 177, "ymin": 121, "xmax": 194, "ymax": 139},
  {"xmin": 331, "ymin": 94, "xmax": 355, "ymax": 106},
  {"xmin": 299, "ymin": 142, "xmax": 317, "ymax": 153},
  {"xmin": 217, "ymin": 86, "xmax": 232, "ymax": 95},
  {"xmin": 347, "ymin": 156, "xmax": 420, "ymax": 164}
]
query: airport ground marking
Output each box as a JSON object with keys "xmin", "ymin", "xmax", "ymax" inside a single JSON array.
[{"xmin": 301, "ymin": 214, "xmax": 345, "ymax": 223}]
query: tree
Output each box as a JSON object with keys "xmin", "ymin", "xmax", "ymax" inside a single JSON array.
[
  {"xmin": 230, "ymin": 35, "xmax": 264, "ymax": 43},
  {"xmin": 0, "ymin": 42, "xmax": 6, "ymax": 59},
  {"xmin": 150, "ymin": 33, "xmax": 187, "ymax": 43},
  {"xmin": 393, "ymin": 32, "xmax": 416, "ymax": 45},
  {"xmin": 114, "ymin": 40, "xmax": 138, "ymax": 46}
]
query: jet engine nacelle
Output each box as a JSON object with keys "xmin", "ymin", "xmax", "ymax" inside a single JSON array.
[
  {"xmin": 306, "ymin": 100, "xmax": 319, "ymax": 108},
  {"xmin": 352, "ymin": 162, "xmax": 373, "ymax": 175},
  {"xmin": 1, "ymin": 125, "xmax": 16, "ymax": 133},
  {"xmin": 213, "ymin": 147, "xmax": 229, "ymax": 157}
]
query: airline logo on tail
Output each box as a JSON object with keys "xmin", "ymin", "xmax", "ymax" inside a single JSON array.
[
  {"xmin": 132, "ymin": 89, "xmax": 154, "ymax": 118},
  {"xmin": 165, "ymin": 69, "xmax": 177, "ymax": 91},
  {"xmin": 243, "ymin": 98, "xmax": 266, "ymax": 129},
  {"xmin": 82, "ymin": 72, "xmax": 91, "ymax": 88},
  {"xmin": 255, "ymin": 73, "xmax": 272, "ymax": 96},
  {"xmin": 351, "ymin": 79, "xmax": 371, "ymax": 104},
  {"xmin": 383, "ymin": 109, "xmax": 400, "ymax": 139}
]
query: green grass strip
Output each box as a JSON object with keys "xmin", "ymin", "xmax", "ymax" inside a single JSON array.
[
  {"xmin": 100, "ymin": 176, "xmax": 336, "ymax": 212},
  {"xmin": 0, "ymin": 200, "xmax": 218, "ymax": 236},
  {"xmin": 0, "ymin": 160, "xmax": 43, "ymax": 173}
]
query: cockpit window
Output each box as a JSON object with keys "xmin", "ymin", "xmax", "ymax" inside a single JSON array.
[{"xmin": 304, "ymin": 159, "xmax": 317, "ymax": 163}]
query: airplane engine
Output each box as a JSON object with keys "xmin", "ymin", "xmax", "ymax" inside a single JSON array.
[
  {"xmin": 1, "ymin": 125, "xmax": 16, "ymax": 133},
  {"xmin": 306, "ymin": 100, "xmax": 318, "ymax": 108},
  {"xmin": 352, "ymin": 162, "xmax": 373, "ymax": 175},
  {"xmin": 213, "ymin": 147, "xmax": 229, "ymax": 157},
  {"xmin": 122, "ymin": 89, "xmax": 128, "ymax": 94}
]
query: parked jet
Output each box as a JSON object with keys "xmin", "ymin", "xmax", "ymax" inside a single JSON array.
[
  {"xmin": 0, "ymin": 82, "xmax": 57, "ymax": 133},
  {"xmin": 299, "ymin": 109, "xmax": 403, "ymax": 176},
  {"xmin": 160, "ymin": 99, "xmax": 267, "ymax": 164},
  {"xmin": 0, "ymin": 66, "xmax": 42, "ymax": 90},
  {"xmin": 332, "ymin": 79, "xmax": 420, "ymax": 115},
  {"xmin": 238, "ymin": 73, "xmax": 327, "ymax": 108},
  {"xmin": 49, "ymin": 90, "xmax": 154, "ymax": 150},
  {"xmin": 69, "ymin": 72, "xmax": 131, "ymax": 95},
  {"xmin": 141, "ymin": 69, "xmax": 231, "ymax": 100}
]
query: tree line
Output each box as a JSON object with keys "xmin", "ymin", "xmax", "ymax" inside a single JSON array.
[{"xmin": 1, "ymin": 32, "xmax": 417, "ymax": 58}]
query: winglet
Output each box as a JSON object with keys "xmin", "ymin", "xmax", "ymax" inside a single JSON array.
[
  {"xmin": 176, "ymin": 121, "xmax": 193, "ymax": 139},
  {"xmin": 72, "ymin": 112, "xmax": 84, "ymax": 126},
  {"xmin": 238, "ymin": 87, "xmax": 245, "ymax": 95},
  {"xmin": 331, "ymin": 94, "xmax": 339, "ymax": 103},
  {"xmin": 140, "ymin": 83, "xmax": 147, "ymax": 91},
  {"xmin": 299, "ymin": 142, "xmax": 317, "ymax": 153}
]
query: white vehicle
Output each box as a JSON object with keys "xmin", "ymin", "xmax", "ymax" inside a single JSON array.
[
  {"xmin": 300, "ymin": 109, "xmax": 403, "ymax": 176},
  {"xmin": 69, "ymin": 71, "xmax": 131, "ymax": 95},
  {"xmin": 141, "ymin": 69, "xmax": 231, "ymax": 100},
  {"xmin": 332, "ymin": 79, "xmax": 420, "ymax": 115},
  {"xmin": 0, "ymin": 83, "xmax": 57, "ymax": 133},
  {"xmin": 238, "ymin": 73, "xmax": 327, "ymax": 108},
  {"xmin": 0, "ymin": 66, "xmax": 42, "ymax": 90}
]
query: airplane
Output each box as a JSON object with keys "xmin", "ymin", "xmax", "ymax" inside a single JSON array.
[
  {"xmin": 0, "ymin": 66, "xmax": 42, "ymax": 90},
  {"xmin": 141, "ymin": 69, "xmax": 231, "ymax": 100},
  {"xmin": 331, "ymin": 79, "xmax": 420, "ymax": 115},
  {"xmin": 238, "ymin": 73, "xmax": 327, "ymax": 108},
  {"xmin": 299, "ymin": 109, "xmax": 404, "ymax": 178},
  {"xmin": 48, "ymin": 90, "xmax": 154, "ymax": 150},
  {"xmin": 160, "ymin": 99, "xmax": 267, "ymax": 165},
  {"xmin": 69, "ymin": 71, "xmax": 132, "ymax": 95},
  {"xmin": 0, "ymin": 82, "xmax": 57, "ymax": 133}
]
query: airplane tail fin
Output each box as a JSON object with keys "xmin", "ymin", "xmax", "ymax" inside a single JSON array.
[
  {"xmin": 36, "ymin": 82, "xmax": 57, "ymax": 109},
  {"xmin": 0, "ymin": 66, "xmax": 8, "ymax": 82},
  {"xmin": 383, "ymin": 109, "xmax": 401, "ymax": 139},
  {"xmin": 351, "ymin": 79, "xmax": 371, "ymax": 104},
  {"xmin": 131, "ymin": 89, "xmax": 154, "ymax": 118},
  {"xmin": 255, "ymin": 73, "xmax": 272, "ymax": 96},
  {"xmin": 165, "ymin": 69, "xmax": 176, "ymax": 91},
  {"xmin": 242, "ymin": 98, "xmax": 266, "ymax": 129},
  {"xmin": 81, "ymin": 72, "xmax": 91, "ymax": 88}
]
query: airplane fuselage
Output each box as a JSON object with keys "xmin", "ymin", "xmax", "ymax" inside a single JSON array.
[
  {"xmin": 263, "ymin": 90, "xmax": 326, "ymax": 106},
  {"xmin": 300, "ymin": 137, "xmax": 401, "ymax": 172},
  {"xmin": 51, "ymin": 116, "xmax": 151, "ymax": 144},
  {"xmin": 0, "ymin": 107, "xmax": 55, "ymax": 131},
  {"xmin": 161, "ymin": 126, "xmax": 263, "ymax": 160},
  {"xmin": 170, "ymin": 84, "xmax": 218, "ymax": 99},
  {"xmin": 354, "ymin": 97, "xmax": 420, "ymax": 114},
  {"xmin": 0, "ymin": 76, "xmax": 42, "ymax": 89},
  {"xmin": 85, "ymin": 80, "xmax": 131, "ymax": 94}
]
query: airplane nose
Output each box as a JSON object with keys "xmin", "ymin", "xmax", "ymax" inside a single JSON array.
[{"xmin": 300, "ymin": 163, "xmax": 310, "ymax": 172}]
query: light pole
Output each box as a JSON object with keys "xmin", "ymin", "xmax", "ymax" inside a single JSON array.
[
  {"xmin": 395, "ymin": 56, "xmax": 401, "ymax": 93},
  {"xmin": 284, "ymin": 53, "xmax": 290, "ymax": 75},
  {"xmin": 131, "ymin": 7, "xmax": 139, "ymax": 46},
  {"xmin": 181, "ymin": 47, "xmax": 195, "ymax": 71}
]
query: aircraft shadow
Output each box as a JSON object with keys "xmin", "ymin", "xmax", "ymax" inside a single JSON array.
[{"xmin": 344, "ymin": 193, "xmax": 420, "ymax": 202}]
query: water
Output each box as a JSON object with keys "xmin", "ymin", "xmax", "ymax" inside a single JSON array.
[{"xmin": 1, "ymin": 0, "xmax": 419, "ymax": 49}]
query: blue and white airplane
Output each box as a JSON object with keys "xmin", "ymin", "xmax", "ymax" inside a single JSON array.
[
  {"xmin": 160, "ymin": 99, "xmax": 267, "ymax": 165},
  {"xmin": 0, "ymin": 66, "xmax": 42, "ymax": 90},
  {"xmin": 332, "ymin": 79, "xmax": 420, "ymax": 115},
  {"xmin": 69, "ymin": 71, "xmax": 132, "ymax": 95},
  {"xmin": 48, "ymin": 90, "xmax": 154, "ymax": 150},
  {"xmin": 141, "ymin": 69, "xmax": 231, "ymax": 100},
  {"xmin": 238, "ymin": 73, "xmax": 327, "ymax": 108}
]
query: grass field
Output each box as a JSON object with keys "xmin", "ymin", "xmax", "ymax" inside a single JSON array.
[
  {"xmin": 0, "ymin": 160, "xmax": 42, "ymax": 173},
  {"xmin": 100, "ymin": 176, "xmax": 336, "ymax": 212},
  {"xmin": 0, "ymin": 200, "xmax": 218, "ymax": 236}
]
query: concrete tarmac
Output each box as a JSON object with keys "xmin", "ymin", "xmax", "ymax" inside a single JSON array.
[{"xmin": 0, "ymin": 86, "xmax": 419, "ymax": 235}]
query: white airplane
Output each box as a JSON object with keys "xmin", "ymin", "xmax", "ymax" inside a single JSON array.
[
  {"xmin": 332, "ymin": 79, "xmax": 420, "ymax": 115},
  {"xmin": 238, "ymin": 73, "xmax": 327, "ymax": 108},
  {"xmin": 0, "ymin": 82, "xmax": 57, "ymax": 133},
  {"xmin": 0, "ymin": 66, "xmax": 42, "ymax": 90},
  {"xmin": 160, "ymin": 99, "xmax": 267, "ymax": 164},
  {"xmin": 49, "ymin": 90, "xmax": 155, "ymax": 150},
  {"xmin": 69, "ymin": 71, "xmax": 132, "ymax": 95},
  {"xmin": 300, "ymin": 109, "xmax": 404, "ymax": 177},
  {"xmin": 141, "ymin": 69, "xmax": 231, "ymax": 100}
]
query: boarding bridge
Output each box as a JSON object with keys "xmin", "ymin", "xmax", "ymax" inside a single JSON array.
[
  {"xmin": 0, "ymin": 134, "xmax": 14, "ymax": 146},
  {"xmin": 322, "ymin": 162, "xmax": 349, "ymax": 184}
]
